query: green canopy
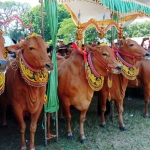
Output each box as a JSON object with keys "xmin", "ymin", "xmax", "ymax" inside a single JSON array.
[{"xmin": 100, "ymin": 0, "xmax": 150, "ymax": 16}]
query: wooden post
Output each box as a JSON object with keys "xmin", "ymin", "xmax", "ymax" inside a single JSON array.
[{"xmin": 39, "ymin": 0, "xmax": 44, "ymax": 39}]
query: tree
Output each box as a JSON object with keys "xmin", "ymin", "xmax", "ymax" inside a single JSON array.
[
  {"xmin": 57, "ymin": 18, "xmax": 76, "ymax": 44},
  {"xmin": 0, "ymin": 1, "xmax": 31, "ymax": 38},
  {"xmin": 22, "ymin": 4, "xmax": 71, "ymax": 42},
  {"xmin": 124, "ymin": 21, "xmax": 150, "ymax": 38}
]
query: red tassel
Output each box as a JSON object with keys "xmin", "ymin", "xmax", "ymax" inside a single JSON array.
[{"xmin": 72, "ymin": 42, "xmax": 80, "ymax": 51}]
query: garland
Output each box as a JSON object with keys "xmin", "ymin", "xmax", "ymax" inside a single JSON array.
[
  {"xmin": 86, "ymin": 61, "xmax": 104, "ymax": 91},
  {"xmin": 0, "ymin": 14, "xmax": 32, "ymax": 28},
  {"xmin": 19, "ymin": 53, "xmax": 49, "ymax": 87},
  {"xmin": 117, "ymin": 58, "xmax": 139, "ymax": 80},
  {"xmin": 0, "ymin": 72, "xmax": 5, "ymax": 95}
]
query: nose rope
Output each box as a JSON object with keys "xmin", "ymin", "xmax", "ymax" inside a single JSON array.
[
  {"xmin": 91, "ymin": 52, "xmax": 116, "ymax": 69},
  {"xmin": 116, "ymin": 52, "xmax": 134, "ymax": 68}
]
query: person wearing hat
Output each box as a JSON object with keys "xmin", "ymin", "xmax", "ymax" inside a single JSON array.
[
  {"xmin": 56, "ymin": 44, "xmax": 67, "ymax": 56},
  {"xmin": 58, "ymin": 39, "xmax": 65, "ymax": 48}
]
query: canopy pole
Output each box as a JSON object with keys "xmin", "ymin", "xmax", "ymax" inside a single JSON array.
[{"xmin": 39, "ymin": 0, "xmax": 44, "ymax": 39}]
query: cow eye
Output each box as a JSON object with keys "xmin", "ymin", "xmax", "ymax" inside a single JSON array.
[
  {"xmin": 102, "ymin": 53, "xmax": 107, "ymax": 56},
  {"xmin": 29, "ymin": 47, "xmax": 35, "ymax": 50},
  {"xmin": 129, "ymin": 44, "xmax": 134, "ymax": 46}
]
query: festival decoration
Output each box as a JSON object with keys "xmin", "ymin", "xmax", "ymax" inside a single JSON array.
[
  {"xmin": 0, "ymin": 14, "xmax": 32, "ymax": 28},
  {"xmin": 27, "ymin": 33, "xmax": 41, "ymax": 39},
  {"xmin": 86, "ymin": 61, "xmax": 104, "ymax": 91},
  {"xmin": 107, "ymin": 75, "xmax": 113, "ymax": 101},
  {"xmin": 19, "ymin": 50, "xmax": 49, "ymax": 87},
  {"xmin": 117, "ymin": 58, "xmax": 139, "ymax": 80},
  {"xmin": 0, "ymin": 72, "xmax": 5, "ymax": 95}
]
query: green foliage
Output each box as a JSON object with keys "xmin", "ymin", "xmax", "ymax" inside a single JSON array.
[
  {"xmin": 124, "ymin": 21, "xmax": 150, "ymax": 38},
  {"xmin": 22, "ymin": 4, "xmax": 71, "ymax": 42},
  {"xmin": 84, "ymin": 26, "xmax": 98, "ymax": 44},
  {"xmin": 57, "ymin": 18, "xmax": 76, "ymax": 44}
]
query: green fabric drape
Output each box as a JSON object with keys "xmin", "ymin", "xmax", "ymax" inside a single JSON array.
[
  {"xmin": 44, "ymin": 0, "xmax": 59, "ymax": 113},
  {"xmin": 111, "ymin": 13, "xmax": 118, "ymax": 41},
  {"xmin": 100, "ymin": 0, "xmax": 150, "ymax": 16}
]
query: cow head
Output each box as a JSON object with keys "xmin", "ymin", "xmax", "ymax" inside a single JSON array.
[
  {"xmin": 118, "ymin": 39, "xmax": 150, "ymax": 65},
  {"xmin": 85, "ymin": 44, "xmax": 122, "ymax": 76},
  {"xmin": 0, "ymin": 32, "xmax": 7, "ymax": 72},
  {"xmin": 6, "ymin": 34, "xmax": 53, "ymax": 71}
]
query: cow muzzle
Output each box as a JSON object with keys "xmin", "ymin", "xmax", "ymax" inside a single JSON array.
[
  {"xmin": 46, "ymin": 63, "xmax": 53, "ymax": 71},
  {"xmin": 0, "ymin": 60, "xmax": 7, "ymax": 72},
  {"xmin": 142, "ymin": 51, "xmax": 150, "ymax": 60},
  {"xmin": 112, "ymin": 65, "xmax": 123, "ymax": 74}
]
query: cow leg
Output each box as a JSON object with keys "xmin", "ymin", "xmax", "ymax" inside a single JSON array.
[
  {"xmin": 115, "ymin": 101, "xmax": 127, "ymax": 131},
  {"xmin": 29, "ymin": 104, "xmax": 43, "ymax": 150},
  {"xmin": 1, "ymin": 104, "xmax": 7, "ymax": 127},
  {"xmin": 12, "ymin": 104, "xmax": 27, "ymax": 150},
  {"xmin": 98, "ymin": 94, "xmax": 107, "ymax": 128},
  {"xmin": 143, "ymin": 86, "xmax": 150, "ymax": 117},
  {"xmin": 61, "ymin": 102, "xmax": 73, "ymax": 141},
  {"xmin": 59, "ymin": 105, "xmax": 65, "ymax": 121},
  {"xmin": 80, "ymin": 110, "xmax": 88, "ymax": 143}
]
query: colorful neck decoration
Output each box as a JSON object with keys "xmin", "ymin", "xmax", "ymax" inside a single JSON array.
[
  {"xmin": 72, "ymin": 42, "xmax": 105, "ymax": 91},
  {"xmin": 86, "ymin": 52, "xmax": 105, "ymax": 91},
  {"xmin": 116, "ymin": 51, "xmax": 139, "ymax": 80},
  {"xmin": 0, "ymin": 72, "xmax": 5, "ymax": 95},
  {"xmin": 18, "ymin": 50, "xmax": 49, "ymax": 87},
  {"xmin": 86, "ymin": 60, "xmax": 104, "ymax": 91}
]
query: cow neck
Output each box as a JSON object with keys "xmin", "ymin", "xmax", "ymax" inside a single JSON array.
[
  {"xmin": 116, "ymin": 49, "xmax": 139, "ymax": 80},
  {"xmin": 85, "ymin": 52, "xmax": 104, "ymax": 91},
  {"xmin": 72, "ymin": 42, "xmax": 107, "ymax": 91},
  {"xmin": 18, "ymin": 50, "xmax": 49, "ymax": 87}
]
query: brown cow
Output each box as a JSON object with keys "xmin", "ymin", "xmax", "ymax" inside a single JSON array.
[
  {"xmin": 98, "ymin": 39, "xmax": 150, "ymax": 131},
  {"xmin": 57, "ymin": 44, "xmax": 122, "ymax": 143},
  {"xmin": 0, "ymin": 34, "xmax": 53, "ymax": 150},
  {"xmin": 128, "ymin": 59, "xmax": 150, "ymax": 117}
]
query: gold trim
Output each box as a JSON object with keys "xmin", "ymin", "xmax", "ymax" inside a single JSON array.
[
  {"xmin": 63, "ymin": 4, "xmax": 79, "ymax": 26},
  {"xmin": 27, "ymin": 33, "xmax": 41, "ymax": 39},
  {"xmin": 117, "ymin": 58, "xmax": 139, "ymax": 80},
  {"xmin": 19, "ymin": 56, "xmax": 49, "ymax": 86},
  {"xmin": 0, "ymin": 72, "xmax": 5, "ymax": 95},
  {"xmin": 86, "ymin": 61, "xmax": 104, "ymax": 91}
]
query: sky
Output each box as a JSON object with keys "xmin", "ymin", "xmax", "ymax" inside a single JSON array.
[
  {"xmin": 1, "ymin": 0, "xmax": 40, "ymax": 7},
  {"xmin": 1, "ymin": 0, "xmax": 150, "ymax": 23}
]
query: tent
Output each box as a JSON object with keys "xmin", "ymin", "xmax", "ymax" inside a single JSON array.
[{"xmin": 43, "ymin": 0, "xmax": 150, "ymax": 146}]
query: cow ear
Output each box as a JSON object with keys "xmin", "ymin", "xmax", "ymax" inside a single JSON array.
[{"xmin": 5, "ymin": 43, "xmax": 22, "ymax": 53}]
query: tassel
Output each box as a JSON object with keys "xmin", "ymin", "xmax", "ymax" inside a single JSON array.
[
  {"xmin": 107, "ymin": 75, "xmax": 112, "ymax": 101},
  {"xmin": 136, "ymin": 78, "xmax": 138, "ymax": 86},
  {"xmin": 107, "ymin": 75, "xmax": 112, "ymax": 88},
  {"xmin": 108, "ymin": 92, "xmax": 111, "ymax": 101}
]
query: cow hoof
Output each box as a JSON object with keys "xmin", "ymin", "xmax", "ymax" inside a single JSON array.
[
  {"xmin": 100, "ymin": 124, "xmax": 107, "ymax": 129},
  {"xmin": 119, "ymin": 126, "xmax": 127, "ymax": 131},
  {"xmin": 21, "ymin": 146, "xmax": 27, "ymax": 150},
  {"xmin": 143, "ymin": 115, "xmax": 150, "ymax": 118},
  {"xmin": 67, "ymin": 135, "xmax": 74, "ymax": 141},
  {"xmin": 80, "ymin": 137, "xmax": 87, "ymax": 143}
]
